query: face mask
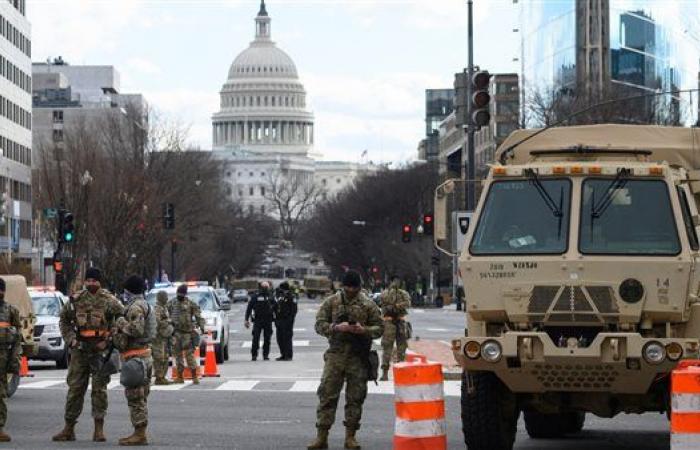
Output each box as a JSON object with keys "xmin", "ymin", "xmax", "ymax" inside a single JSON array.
[
  {"xmin": 87, "ymin": 285, "xmax": 99, "ymax": 294},
  {"xmin": 0, "ymin": 292, "xmax": 4, "ymax": 301}
]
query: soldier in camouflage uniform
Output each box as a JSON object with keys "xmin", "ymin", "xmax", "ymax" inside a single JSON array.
[
  {"xmin": 152, "ymin": 291, "xmax": 173, "ymax": 385},
  {"xmin": 113, "ymin": 275, "xmax": 153, "ymax": 446},
  {"xmin": 53, "ymin": 267, "xmax": 125, "ymax": 443},
  {"xmin": 0, "ymin": 278, "xmax": 22, "ymax": 442},
  {"xmin": 308, "ymin": 270, "xmax": 383, "ymax": 450},
  {"xmin": 379, "ymin": 276, "xmax": 411, "ymax": 381},
  {"xmin": 167, "ymin": 284, "xmax": 205, "ymax": 384}
]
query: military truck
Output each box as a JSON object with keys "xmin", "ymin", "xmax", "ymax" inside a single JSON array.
[
  {"xmin": 303, "ymin": 276, "xmax": 332, "ymax": 299},
  {"xmin": 1, "ymin": 275, "xmax": 36, "ymax": 397},
  {"xmin": 435, "ymin": 124, "xmax": 700, "ymax": 449}
]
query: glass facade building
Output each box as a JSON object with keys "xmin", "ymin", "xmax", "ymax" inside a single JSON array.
[{"xmin": 521, "ymin": 0, "xmax": 700, "ymax": 126}]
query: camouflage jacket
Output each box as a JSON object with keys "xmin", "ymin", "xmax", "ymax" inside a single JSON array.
[
  {"xmin": 167, "ymin": 296, "xmax": 205, "ymax": 334},
  {"xmin": 59, "ymin": 289, "xmax": 124, "ymax": 349},
  {"xmin": 315, "ymin": 291, "xmax": 383, "ymax": 354},
  {"xmin": 154, "ymin": 304, "xmax": 172, "ymax": 340},
  {"xmin": 380, "ymin": 287, "xmax": 411, "ymax": 319},
  {"xmin": 114, "ymin": 296, "xmax": 150, "ymax": 352},
  {"xmin": 0, "ymin": 301, "xmax": 22, "ymax": 347}
]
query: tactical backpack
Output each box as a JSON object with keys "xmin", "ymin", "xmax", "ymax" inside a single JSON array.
[{"xmin": 127, "ymin": 302, "xmax": 157, "ymax": 345}]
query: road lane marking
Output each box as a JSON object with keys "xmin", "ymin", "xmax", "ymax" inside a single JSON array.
[
  {"xmin": 426, "ymin": 328, "xmax": 449, "ymax": 332},
  {"xmin": 216, "ymin": 380, "xmax": 259, "ymax": 391},
  {"xmin": 20, "ymin": 380, "xmax": 65, "ymax": 389},
  {"xmin": 241, "ymin": 340, "xmax": 310, "ymax": 348},
  {"xmin": 368, "ymin": 382, "xmax": 394, "ymax": 395},
  {"xmin": 293, "ymin": 328, "xmax": 307, "ymax": 332},
  {"xmin": 289, "ymin": 380, "xmax": 320, "ymax": 392},
  {"xmin": 151, "ymin": 381, "xmax": 192, "ymax": 391}
]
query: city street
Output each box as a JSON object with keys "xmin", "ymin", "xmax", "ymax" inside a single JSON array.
[{"xmin": 14, "ymin": 299, "xmax": 670, "ymax": 449}]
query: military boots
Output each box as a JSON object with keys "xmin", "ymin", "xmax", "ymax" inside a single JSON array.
[
  {"xmin": 307, "ymin": 428, "xmax": 329, "ymax": 449},
  {"xmin": 172, "ymin": 376, "xmax": 185, "ymax": 384},
  {"xmin": 52, "ymin": 422, "xmax": 76, "ymax": 441},
  {"xmin": 192, "ymin": 375, "xmax": 200, "ymax": 385},
  {"xmin": 93, "ymin": 418, "xmax": 106, "ymax": 442},
  {"xmin": 380, "ymin": 368, "xmax": 389, "ymax": 381},
  {"xmin": 344, "ymin": 428, "xmax": 361, "ymax": 449},
  {"xmin": 118, "ymin": 424, "xmax": 148, "ymax": 446},
  {"xmin": 0, "ymin": 430, "xmax": 11, "ymax": 442},
  {"xmin": 154, "ymin": 377, "xmax": 171, "ymax": 386}
]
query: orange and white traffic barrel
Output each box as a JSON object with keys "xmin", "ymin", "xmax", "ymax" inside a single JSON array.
[
  {"xmin": 393, "ymin": 360, "xmax": 447, "ymax": 450},
  {"xmin": 672, "ymin": 360, "xmax": 700, "ymax": 449}
]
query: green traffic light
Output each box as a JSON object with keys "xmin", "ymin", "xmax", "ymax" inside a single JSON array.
[{"xmin": 64, "ymin": 232, "xmax": 73, "ymax": 242}]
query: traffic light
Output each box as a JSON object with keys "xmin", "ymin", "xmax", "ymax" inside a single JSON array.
[
  {"xmin": 454, "ymin": 70, "xmax": 470, "ymax": 127},
  {"xmin": 163, "ymin": 203, "xmax": 175, "ymax": 230},
  {"xmin": 471, "ymin": 70, "xmax": 492, "ymax": 129},
  {"xmin": 423, "ymin": 213, "xmax": 434, "ymax": 236},
  {"xmin": 402, "ymin": 224, "xmax": 412, "ymax": 243},
  {"xmin": 62, "ymin": 212, "xmax": 74, "ymax": 243}
]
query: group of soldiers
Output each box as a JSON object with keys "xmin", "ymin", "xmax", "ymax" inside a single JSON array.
[
  {"xmin": 0, "ymin": 267, "xmax": 412, "ymax": 448},
  {"xmin": 308, "ymin": 271, "xmax": 411, "ymax": 450}
]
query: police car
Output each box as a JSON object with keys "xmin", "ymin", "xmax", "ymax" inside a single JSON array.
[
  {"xmin": 146, "ymin": 282, "xmax": 231, "ymax": 364},
  {"xmin": 28, "ymin": 286, "xmax": 70, "ymax": 368}
]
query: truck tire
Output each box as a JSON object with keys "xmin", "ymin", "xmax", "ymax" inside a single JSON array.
[
  {"xmin": 6, "ymin": 373, "xmax": 19, "ymax": 398},
  {"xmin": 462, "ymin": 371, "xmax": 518, "ymax": 450},
  {"xmin": 215, "ymin": 344, "xmax": 225, "ymax": 364},
  {"xmin": 524, "ymin": 411, "xmax": 585, "ymax": 438}
]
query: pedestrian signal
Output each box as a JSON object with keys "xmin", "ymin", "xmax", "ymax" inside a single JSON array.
[{"xmin": 402, "ymin": 224, "xmax": 412, "ymax": 243}]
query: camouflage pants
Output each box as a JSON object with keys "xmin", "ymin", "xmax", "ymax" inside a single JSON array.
[
  {"xmin": 316, "ymin": 351, "xmax": 367, "ymax": 431},
  {"xmin": 381, "ymin": 320, "xmax": 407, "ymax": 370},
  {"xmin": 124, "ymin": 356, "xmax": 152, "ymax": 427},
  {"xmin": 172, "ymin": 333, "xmax": 197, "ymax": 375},
  {"xmin": 64, "ymin": 347, "xmax": 110, "ymax": 423},
  {"xmin": 152, "ymin": 338, "xmax": 169, "ymax": 379}
]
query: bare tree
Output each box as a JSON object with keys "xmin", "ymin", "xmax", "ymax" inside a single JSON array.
[{"xmin": 263, "ymin": 170, "xmax": 323, "ymax": 243}]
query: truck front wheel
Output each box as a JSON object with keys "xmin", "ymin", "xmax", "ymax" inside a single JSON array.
[
  {"xmin": 524, "ymin": 410, "xmax": 586, "ymax": 438},
  {"xmin": 462, "ymin": 371, "xmax": 519, "ymax": 450}
]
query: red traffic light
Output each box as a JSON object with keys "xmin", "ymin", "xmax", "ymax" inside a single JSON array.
[
  {"xmin": 372, "ymin": 266, "xmax": 379, "ymax": 274},
  {"xmin": 472, "ymin": 71, "xmax": 491, "ymax": 89},
  {"xmin": 424, "ymin": 215, "xmax": 433, "ymax": 223},
  {"xmin": 403, "ymin": 225, "xmax": 411, "ymax": 233},
  {"xmin": 53, "ymin": 261, "xmax": 63, "ymax": 272}
]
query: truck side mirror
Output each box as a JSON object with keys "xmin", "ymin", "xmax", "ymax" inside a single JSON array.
[{"xmin": 435, "ymin": 179, "xmax": 457, "ymax": 257}]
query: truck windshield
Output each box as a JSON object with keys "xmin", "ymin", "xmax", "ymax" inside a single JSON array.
[
  {"xmin": 580, "ymin": 179, "xmax": 680, "ymax": 255},
  {"xmin": 470, "ymin": 179, "xmax": 571, "ymax": 255}
]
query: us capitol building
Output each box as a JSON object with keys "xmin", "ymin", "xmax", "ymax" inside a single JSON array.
[{"xmin": 212, "ymin": 1, "xmax": 378, "ymax": 215}]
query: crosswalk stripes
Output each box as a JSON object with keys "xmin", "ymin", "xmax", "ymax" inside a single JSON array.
[
  {"xmin": 17, "ymin": 378, "xmax": 462, "ymax": 397},
  {"xmin": 241, "ymin": 340, "xmax": 310, "ymax": 348}
]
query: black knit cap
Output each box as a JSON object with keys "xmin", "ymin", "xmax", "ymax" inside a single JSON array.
[
  {"xmin": 176, "ymin": 284, "xmax": 188, "ymax": 295},
  {"xmin": 279, "ymin": 281, "xmax": 290, "ymax": 290},
  {"xmin": 342, "ymin": 270, "xmax": 362, "ymax": 288},
  {"xmin": 85, "ymin": 267, "xmax": 102, "ymax": 282},
  {"xmin": 123, "ymin": 275, "xmax": 146, "ymax": 295},
  {"xmin": 0, "ymin": 278, "xmax": 5, "ymax": 291}
]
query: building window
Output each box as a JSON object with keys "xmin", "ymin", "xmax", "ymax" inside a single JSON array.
[
  {"xmin": 260, "ymin": 172, "xmax": 265, "ymax": 177},
  {"xmin": 52, "ymin": 129, "xmax": 63, "ymax": 142},
  {"xmin": 260, "ymin": 205, "xmax": 265, "ymax": 214},
  {"xmin": 260, "ymin": 186, "xmax": 265, "ymax": 196},
  {"xmin": 322, "ymin": 179, "xmax": 327, "ymax": 186},
  {"xmin": 249, "ymin": 187, "xmax": 254, "ymax": 196},
  {"xmin": 249, "ymin": 205, "xmax": 254, "ymax": 214},
  {"xmin": 226, "ymin": 171, "xmax": 231, "ymax": 177},
  {"xmin": 336, "ymin": 178, "xmax": 341, "ymax": 184},
  {"xmin": 249, "ymin": 172, "xmax": 254, "ymax": 177}
]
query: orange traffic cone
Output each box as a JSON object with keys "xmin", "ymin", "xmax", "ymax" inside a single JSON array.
[
  {"xmin": 202, "ymin": 332, "xmax": 220, "ymax": 377},
  {"xmin": 182, "ymin": 346, "xmax": 201, "ymax": 379},
  {"xmin": 20, "ymin": 355, "xmax": 33, "ymax": 377},
  {"xmin": 169, "ymin": 355, "xmax": 180, "ymax": 379}
]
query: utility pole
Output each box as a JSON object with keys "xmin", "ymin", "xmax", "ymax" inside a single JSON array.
[{"xmin": 466, "ymin": 0, "xmax": 476, "ymax": 211}]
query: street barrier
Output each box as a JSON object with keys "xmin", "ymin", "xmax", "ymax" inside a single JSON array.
[
  {"xmin": 202, "ymin": 332, "xmax": 220, "ymax": 377},
  {"xmin": 405, "ymin": 353, "xmax": 428, "ymax": 364},
  {"xmin": 672, "ymin": 360, "xmax": 700, "ymax": 449},
  {"xmin": 393, "ymin": 358, "xmax": 447, "ymax": 450}
]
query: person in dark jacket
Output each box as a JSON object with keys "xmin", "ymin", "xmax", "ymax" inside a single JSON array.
[
  {"xmin": 274, "ymin": 281, "xmax": 298, "ymax": 361},
  {"xmin": 244, "ymin": 281, "xmax": 276, "ymax": 361}
]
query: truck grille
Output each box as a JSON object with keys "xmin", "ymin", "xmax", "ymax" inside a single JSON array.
[
  {"xmin": 527, "ymin": 285, "xmax": 619, "ymax": 324},
  {"xmin": 531, "ymin": 364, "xmax": 619, "ymax": 390},
  {"xmin": 33, "ymin": 325, "xmax": 44, "ymax": 337}
]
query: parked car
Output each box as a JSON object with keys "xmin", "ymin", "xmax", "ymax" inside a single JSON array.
[
  {"xmin": 28, "ymin": 286, "xmax": 69, "ymax": 368},
  {"xmin": 231, "ymin": 289, "xmax": 249, "ymax": 303}
]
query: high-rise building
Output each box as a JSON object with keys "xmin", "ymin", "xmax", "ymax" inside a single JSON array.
[
  {"xmin": 0, "ymin": 0, "xmax": 32, "ymax": 262},
  {"xmin": 418, "ymin": 89, "xmax": 454, "ymax": 162},
  {"xmin": 520, "ymin": 0, "xmax": 700, "ymax": 126},
  {"xmin": 32, "ymin": 59, "xmax": 147, "ymax": 151}
]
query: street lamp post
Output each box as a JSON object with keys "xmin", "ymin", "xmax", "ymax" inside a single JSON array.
[{"xmin": 80, "ymin": 170, "xmax": 94, "ymax": 268}]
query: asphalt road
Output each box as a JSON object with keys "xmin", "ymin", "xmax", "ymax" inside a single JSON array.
[{"xmin": 15, "ymin": 298, "xmax": 670, "ymax": 449}]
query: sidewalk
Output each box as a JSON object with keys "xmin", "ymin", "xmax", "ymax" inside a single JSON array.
[{"xmin": 408, "ymin": 339, "xmax": 462, "ymax": 380}]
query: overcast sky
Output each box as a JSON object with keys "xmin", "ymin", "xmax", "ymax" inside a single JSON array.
[{"xmin": 28, "ymin": 0, "xmax": 519, "ymax": 163}]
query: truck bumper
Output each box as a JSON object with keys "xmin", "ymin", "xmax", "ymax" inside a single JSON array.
[{"xmin": 452, "ymin": 332, "xmax": 700, "ymax": 394}]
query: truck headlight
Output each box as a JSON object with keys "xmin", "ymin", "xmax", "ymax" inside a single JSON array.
[
  {"xmin": 464, "ymin": 341, "xmax": 481, "ymax": 359},
  {"xmin": 643, "ymin": 342, "xmax": 666, "ymax": 365},
  {"xmin": 481, "ymin": 340, "xmax": 502, "ymax": 363},
  {"xmin": 205, "ymin": 317, "xmax": 217, "ymax": 327},
  {"xmin": 666, "ymin": 342, "xmax": 683, "ymax": 361}
]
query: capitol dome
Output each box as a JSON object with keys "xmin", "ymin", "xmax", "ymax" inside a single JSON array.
[{"xmin": 212, "ymin": 0, "xmax": 315, "ymax": 157}]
